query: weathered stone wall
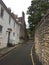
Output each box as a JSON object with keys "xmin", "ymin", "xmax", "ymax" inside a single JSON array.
[{"xmin": 35, "ymin": 12, "xmax": 49, "ymax": 65}]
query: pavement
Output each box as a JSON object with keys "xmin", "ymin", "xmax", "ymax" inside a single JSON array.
[{"xmin": 0, "ymin": 44, "xmax": 21, "ymax": 58}]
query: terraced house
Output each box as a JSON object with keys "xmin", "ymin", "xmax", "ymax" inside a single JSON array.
[{"xmin": 0, "ymin": 0, "xmax": 20, "ymax": 49}]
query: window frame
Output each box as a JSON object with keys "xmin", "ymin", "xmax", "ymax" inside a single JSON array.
[
  {"xmin": 14, "ymin": 22, "xmax": 15, "ymax": 28},
  {"xmin": 1, "ymin": 7, "xmax": 4, "ymax": 18},
  {"xmin": 13, "ymin": 32, "xmax": 15, "ymax": 36},
  {"xmin": 9, "ymin": 15, "xmax": 11, "ymax": 24},
  {"xmin": 0, "ymin": 25, "xmax": 3, "ymax": 33}
]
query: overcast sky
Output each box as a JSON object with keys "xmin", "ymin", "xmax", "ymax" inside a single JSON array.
[{"xmin": 2, "ymin": 0, "xmax": 31, "ymax": 28}]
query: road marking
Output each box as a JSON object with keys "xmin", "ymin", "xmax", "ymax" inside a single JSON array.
[{"xmin": 30, "ymin": 46, "xmax": 35, "ymax": 65}]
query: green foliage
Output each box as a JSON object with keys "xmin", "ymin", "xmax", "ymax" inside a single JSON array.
[{"xmin": 27, "ymin": 0, "xmax": 49, "ymax": 36}]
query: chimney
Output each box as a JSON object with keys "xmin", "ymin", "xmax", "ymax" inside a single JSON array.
[
  {"xmin": 8, "ymin": 8, "xmax": 11, "ymax": 12},
  {"xmin": 14, "ymin": 14, "xmax": 18, "ymax": 19},
  {"xmin": 11, "ymin": 12, "xmax": 18, "ymax": 19},
  {"xmin": 0, "ymin": 0, "xmax": 2, "ymax": 2},
  {"xmin": 22, "ymin": 11, "xmax": 25, "ymax": 20},
  {"xmin": 11, "ymin": 12, "xmax": 14, "ymax": 16}
]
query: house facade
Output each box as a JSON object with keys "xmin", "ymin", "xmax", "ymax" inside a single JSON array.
[{"xmin": 0, "ymin": 0, "xmax": 20, "ymax": 49}]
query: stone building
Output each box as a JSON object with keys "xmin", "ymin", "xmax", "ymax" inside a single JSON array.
[
  {"xmin": 0, "ymin": 0, "xmax": 20, "ymax": 49},
  {"xmin": 18, "ymin": 12, "xmax": 28, "ymax": 42}
]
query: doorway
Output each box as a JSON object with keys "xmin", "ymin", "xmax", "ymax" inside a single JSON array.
[{"xmin": 7, "ymin": 31, "xmax": 11, "ymax": 46}]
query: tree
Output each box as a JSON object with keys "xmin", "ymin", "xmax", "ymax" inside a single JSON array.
[{"xmin": 27, "ymin": 0, "xmax": 49, "ymax": 36}]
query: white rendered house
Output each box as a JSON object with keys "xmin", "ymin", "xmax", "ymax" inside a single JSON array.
[{"xmin": 0, "ymin": 0, "xmax": 20, "ymax": 49}]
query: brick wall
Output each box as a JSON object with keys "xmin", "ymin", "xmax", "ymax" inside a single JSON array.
[{"xmin": 35, "ymin": 12, "xmax": 49, "ymax": 65}]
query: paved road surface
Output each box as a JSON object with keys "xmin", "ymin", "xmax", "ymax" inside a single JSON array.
[{"xmin": 0, "ymin": 42, "xmax": 33, "ymax": 65}]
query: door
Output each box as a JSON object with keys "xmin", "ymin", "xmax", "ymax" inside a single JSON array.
[{"xmin": 7, "ymin": 31, "xmax": 10, "ymax": 46}]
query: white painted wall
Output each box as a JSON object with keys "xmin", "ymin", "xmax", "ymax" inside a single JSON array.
[{"xmin": 0, "ymin": 4, "xmax": 20, "ymax": 49}]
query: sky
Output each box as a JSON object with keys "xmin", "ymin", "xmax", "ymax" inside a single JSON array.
[{"xmin": 2, "ymin": 0, "xmax": 31, "ymax": 28}]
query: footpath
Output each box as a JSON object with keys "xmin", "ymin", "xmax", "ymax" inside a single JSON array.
[{"xmin": 0, "ymin": 44, "xmax": 21, "ymax": 58}]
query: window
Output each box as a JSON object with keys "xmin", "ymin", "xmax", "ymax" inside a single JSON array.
[
  {"xmin": 9, "ymin": 16, "xmax": 11, "ymax": 24},
  {"xmin": 14, "ymin": 22, "xmax": 15, "ymax": 28},
  {"xmin": 13, "ymin": 32, "xmax": 15, "ymax": 36},
  {"xmin": 1, "ymin": 7, "xmax": 4, "ymax": 18},
  {"xmin": 0, "ymin": 25, "xmax": 3, "ymax": 33}
]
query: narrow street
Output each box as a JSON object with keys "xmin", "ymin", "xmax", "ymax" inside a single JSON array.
[{"xmin": 0, "ymin": 42, "xmax": 33, "ymax": 65}]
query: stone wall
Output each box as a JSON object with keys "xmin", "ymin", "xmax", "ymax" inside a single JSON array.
[{"xmin": 35, "ymin": 12, "xmax": 49, "ymax": 65}]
